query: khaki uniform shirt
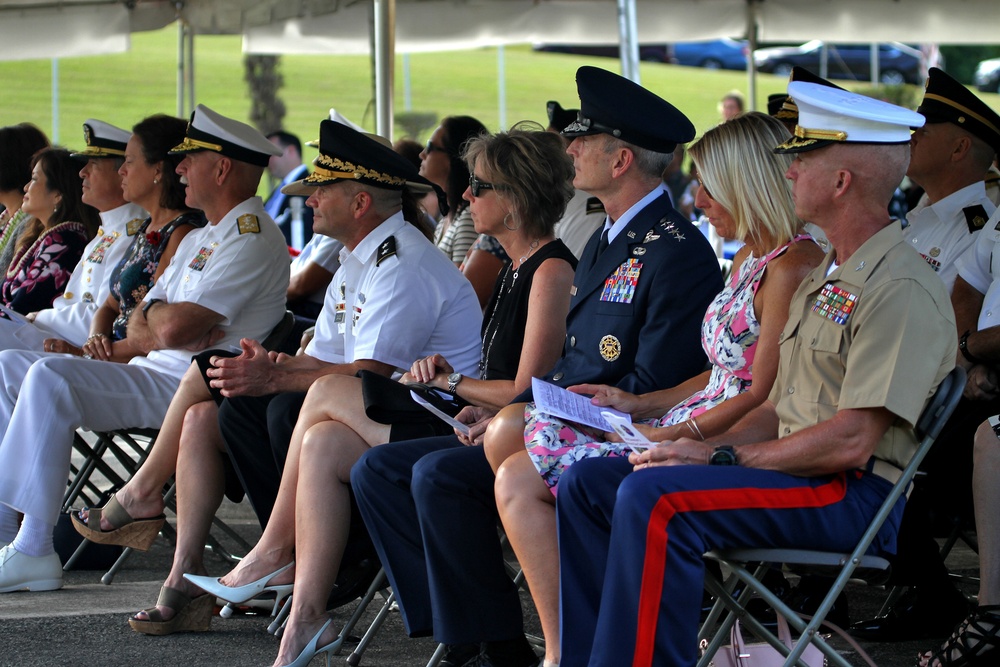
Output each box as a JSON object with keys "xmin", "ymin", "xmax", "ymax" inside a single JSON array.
[{"xmin": 770, "ymin": 224, "xmax": 956, "ymax": 471}]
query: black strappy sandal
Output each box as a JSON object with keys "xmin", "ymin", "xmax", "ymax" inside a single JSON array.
[{"xmin": 917, "ymin": 605, "xmax": 1000, "ymax": 667}]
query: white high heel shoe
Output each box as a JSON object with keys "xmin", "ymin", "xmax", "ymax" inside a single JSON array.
[
  {"xmin": 183, "ymin": 561, "xmax": 294, "ymax": 615},
  {"xmin": 278, "ymin": 617, "xmax": 336, "ymax": 667}
]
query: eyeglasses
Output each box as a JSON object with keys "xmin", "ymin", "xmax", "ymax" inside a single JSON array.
[
  {"xmin": 468, "ymin": 174, "xmax": 496, "ymax": 197},
  {"xmin": 424, "ymin": 141, "xmax": 447, "ymax": 154}
]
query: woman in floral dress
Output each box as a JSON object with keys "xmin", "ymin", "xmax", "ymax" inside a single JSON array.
[
  {"xmin": 2, "ymin": 147, "xmax": 99, "ymax": 314},
  {"xmin": 482, "ymin": 112, "xmax": 827, "ymax": 667}
]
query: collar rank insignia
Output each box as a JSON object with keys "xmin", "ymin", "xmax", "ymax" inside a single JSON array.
[
  {"xmin": 237, "ymin": 214, "xmax": 260, "ymax": 235},
  {"xmin": 627, "ymin": 230, "xmax": 636, "ymax": 239},
  {"xmin": 377, "ymin": 236, "xmax": 397, "ymax": 266},
  {"xmin": 125, "ymin": 218, "xmax": 145, "ymax": 236},
  {"xmin": 812, "ymin": 282, "xmax": 858, "ymax": 325},
  {"xmin": 586, "ymin": 197, "xmax": 605, "ymax": 215}
]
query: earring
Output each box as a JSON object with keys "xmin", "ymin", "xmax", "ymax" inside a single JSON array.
[
  {"xmin": 53, "ymin": 205, "xmax": 59, "ymax": 215},
  {"xmin": 503, "ymin": 213, "xmax": 521, "ymax": 231},
  {"xmin": 153, "ymin": 178, "xmax": 159, "ymax": 185}
]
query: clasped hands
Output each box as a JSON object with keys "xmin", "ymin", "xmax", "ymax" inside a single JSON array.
[{"xmin": 206, "ymin": 338, "xmax": 291, "ymax": 397}]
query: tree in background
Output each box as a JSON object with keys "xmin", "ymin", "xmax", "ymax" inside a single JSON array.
[
  {"xmin": 940, "ymin": 45, "xmax": 1000, "ymax": 84},
  {"xmin": 245, "ymin": 54, "xmax": 286, "ymax": 135}
]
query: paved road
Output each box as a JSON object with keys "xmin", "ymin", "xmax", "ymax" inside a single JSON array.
[{"xmin": 0, "ymin": 498, "xmax": 977, "ymax": 667}]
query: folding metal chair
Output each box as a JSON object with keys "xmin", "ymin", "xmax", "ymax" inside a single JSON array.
[
  {"xmin": 697, "ymin": 365, "xmax": 966, "ymax": 667},
  {"xmin": 62, "ymin": 311, "xmax": 298, "ymax": 581}
]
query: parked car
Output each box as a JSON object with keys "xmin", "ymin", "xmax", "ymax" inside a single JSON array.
[
  {"xmin": 533, "ymin": 43, "xmax": 670, "ymax": 62},
  {"xmin": 754, "ymin": 41, "xmax": 924, "ymax": 85},
  {"xmin": 532, "ymin": 39, "xmax": 748, "ymax": 70},
  {"xmin": 671, "ymin": 39, "xmax": 748, "ymax": 70},
  {"xmin": 975, "ymin": 58, "xmax": 1000, "ymax": 94}
]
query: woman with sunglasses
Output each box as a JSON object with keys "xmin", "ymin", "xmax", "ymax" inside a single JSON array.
[
  {"xmin": 182, "ymin": 125, "xmax": 578, "ymax": 667},
  {"xmin": 482, "ymin": 112, "xmax": 826, "ymax": 667}
]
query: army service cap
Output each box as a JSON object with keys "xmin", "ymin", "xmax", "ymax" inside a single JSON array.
[
  {"xmin": 70, "ymin": 119, "xmax": 130, "ymax": 159},
  {"xmin": 775, "ymin": 81, "xmax": 925, "ymax": 154},
  {"xmin": 282, "ymin": 120, "xmax": 437, "ymax": 197},
  {"xmin": 561, "ymin": 66, "xmax": 695, "ymax": 153},
  {"xmin": 918, "ymin": 67, "xmax": 1000, "ymax": 153},
  {"xmin": 170, "ymin": 104, "xmax": 281, "ymax": 168}
]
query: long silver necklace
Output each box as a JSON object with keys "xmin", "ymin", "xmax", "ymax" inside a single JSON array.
[{"xmin": 480, "ymin": 239, "xmax": 540, "ymax": 379}]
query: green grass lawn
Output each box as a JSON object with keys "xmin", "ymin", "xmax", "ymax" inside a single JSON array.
[{"xmin": 3, "ymin": 25, "xmax": 998, "ymax": 163}]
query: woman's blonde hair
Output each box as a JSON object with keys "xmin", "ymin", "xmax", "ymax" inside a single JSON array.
[{"xmin": 688, "ymin": 112, "xmax": 801, "ymax": 249}]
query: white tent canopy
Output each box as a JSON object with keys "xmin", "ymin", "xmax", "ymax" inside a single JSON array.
[{"xmin": 2, "ymin": 0, "xmax": 999, "ymax": 62}]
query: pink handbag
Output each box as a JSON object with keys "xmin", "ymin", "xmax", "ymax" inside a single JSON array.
[{"xmin": 703, "ymin": 615, "xmax": 877, "ymax": 667}]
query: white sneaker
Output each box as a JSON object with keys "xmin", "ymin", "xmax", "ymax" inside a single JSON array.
[{"xmin": 0, "ymin": 544, "xmax": 63, "ymax": 593}]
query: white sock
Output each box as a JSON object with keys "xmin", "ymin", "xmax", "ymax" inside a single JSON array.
[
  {"xmin": 0, "ymin": 505, "xmax": 18, "ymax": 546},
  {"xmin": 11, "ymin": 514, "xmax": 55, "ymax": 557}
]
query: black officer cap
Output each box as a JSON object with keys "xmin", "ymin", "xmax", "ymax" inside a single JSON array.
[
  {"xmin": 283, "ymin": 120, "xmax": 437, "ymax": 197},
  {"xmin": 767, "ymin": 94, "xmax": 789, "ymax": 117},
  {"xmin": 561, "ymin": 66, "xmax": 695, "ymax": 153},
  {"xmin": 918, "ymin": 67, "xmax": 1000, "ymax": 154},
  {"xmin": 546, "ymin": 101, "xmax": 579, "ymax": 133},
  {"xmin": 775, "ymin": 67, "xmax": 845, "ymax": 122}
]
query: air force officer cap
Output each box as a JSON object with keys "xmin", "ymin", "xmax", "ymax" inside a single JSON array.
[
  {"xmin": 775, "ymin": 81, "xmax": 925, "ymax": 154},
  {"xmin": 561, "ymin": 66, "xmax": 695, "ymax": 153},
  {"xmin": 170, "ymin": 104, "xmax": 281, "ymax": 167}
]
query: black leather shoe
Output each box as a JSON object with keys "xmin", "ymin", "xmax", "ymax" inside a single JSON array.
[
  {"xmin": 785, "ymin": 575, "xmax": 851, "ymax": 629},
  {"xmin": 438, "ymin": 643, "xmax": 482, "ymax": 667},
  {"xmin": 849, "ymin": 586, "xmax": 969, "ymax": 642}
]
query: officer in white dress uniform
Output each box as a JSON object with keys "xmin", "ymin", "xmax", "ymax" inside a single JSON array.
[
  {"xmin": 0, "ymin": 104, "xmax": 289, "ymax": 593},
  {"xmin": 0, "ymin": 120, "xmax": 145, "ymax": 351},
  {"xmin": 214, "ymin": 119, "xmax": 483, "ymax": 526},
  {"xmin": 901, "ymin": 67, "xmax": 1000, "ymax": 293},
  {"xmin": 287, "ymin": 232, "xmax": 343, "ymax": 320}
]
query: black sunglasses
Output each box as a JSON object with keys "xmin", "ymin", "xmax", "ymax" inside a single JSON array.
[{"xmin": 469, "ymin": 174, "xmax": 496, "ymax": 197}]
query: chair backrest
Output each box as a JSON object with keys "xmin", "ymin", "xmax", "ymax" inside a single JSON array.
[{"xmin": 914, "ymin": 365, "xmax": 965, "ymax": 442}]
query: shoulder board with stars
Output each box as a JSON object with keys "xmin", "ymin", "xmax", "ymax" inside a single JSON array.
[
  {"xmin": 964, "ymin": 205, "xmax": 989, "ymax": 234},
  {"xmin": 125, "ymin": 218, "xmax": 145, "ymax": 236},
  {"xmin": 237, "ymin": 214, "xmax": 261, "ymax": 235},
  {"xmin": 586, "ymin": 197, "xmax": 605, "ymax": 215},
  {"xmin": 656, "ymin": 216, "xmax": 686, "ymax": 242},
  {"xmin": 377, "ymin": 236, "xmax": 397, "ymax": 266}
]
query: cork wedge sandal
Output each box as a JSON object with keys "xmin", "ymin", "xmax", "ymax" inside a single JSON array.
[
  {"xmin": 128, "ymin": 586, "xmax": 213, "ymax": 636},
  {"xmin": 71, "ymin": 494, "xmax": 165, "ymax": 551}
]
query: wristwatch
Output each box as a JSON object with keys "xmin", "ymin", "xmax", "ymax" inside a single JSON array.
[
  {"xmin": 141, "ymin": 298, "xmax": 163, "ymax": 320},
  {"xmin": 959, "ymin": 330, "xmax": 984, "ymax": 365},
  {"xmin": 709, "ymin": 445, "xmax": 738, "ymax": 466},
  {"xmin": 447, "ymin": 372, "xmax": 463, "ymax": 394}
]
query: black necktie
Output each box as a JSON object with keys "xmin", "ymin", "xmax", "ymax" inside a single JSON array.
[{"xmin": 594, "ymin": 228, "xmax": 610, "ymax": 263}]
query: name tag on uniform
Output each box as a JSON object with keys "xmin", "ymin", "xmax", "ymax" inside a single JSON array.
[
  {"xmin": 811, "ymin": 283, "xmax": 857, "ymax": 325},
  {"xmin": 600, "ymin": 259, "xmax": 642, "ymax": 303}
]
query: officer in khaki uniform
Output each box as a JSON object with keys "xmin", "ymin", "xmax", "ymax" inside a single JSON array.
[
  {"xmin": 556, "ymin": 82, "xmax": 957, "ymax": 667},
  {"xmin": 902, "ymin": 67, "xmax": 1000, "ymax": 293},
  {"xmin": 0, "ymin": 119, "xmax": 145, "ymax": 351}
]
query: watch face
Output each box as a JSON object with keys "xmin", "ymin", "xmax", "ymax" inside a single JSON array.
[{"xmin": 448, "ymin": 373, "xmax": 462, "ymax": 384}]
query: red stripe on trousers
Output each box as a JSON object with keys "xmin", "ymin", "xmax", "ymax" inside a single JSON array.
[{"xmin": 632, "ymin": 473, "xmax": 848, "ymax": 667}]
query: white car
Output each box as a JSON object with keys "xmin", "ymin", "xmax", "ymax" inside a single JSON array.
[{"xmin": 975, "ymin": 57, "xmax": 1000, "ymax": 94}]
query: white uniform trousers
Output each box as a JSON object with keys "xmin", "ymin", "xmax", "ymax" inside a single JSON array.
[
  {"xmin": 0, "ymin": 318, "xmax": 50, "ymax": 352},
  {"xmin": 0, "ymin": 350, "xmax": 181, "ymax": 526}
]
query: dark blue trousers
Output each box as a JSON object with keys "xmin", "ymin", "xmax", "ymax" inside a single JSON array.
[
  {"xmin": 557, "ymin": 458, "xmax": 903, "ymax": 667},
  {"xmin": 351, "ymin": 436, "xmax": 526, "ymax": 644}
]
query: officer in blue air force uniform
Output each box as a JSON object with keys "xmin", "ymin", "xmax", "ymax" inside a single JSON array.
[{"xmin": 351, "ymin": 66, "xmax": 722, "ymax": 667}]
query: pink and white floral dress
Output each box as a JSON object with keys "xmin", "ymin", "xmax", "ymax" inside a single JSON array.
[{"xmin": 524, "ymin": 234, "xmax": 813, "ymax": 493}]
